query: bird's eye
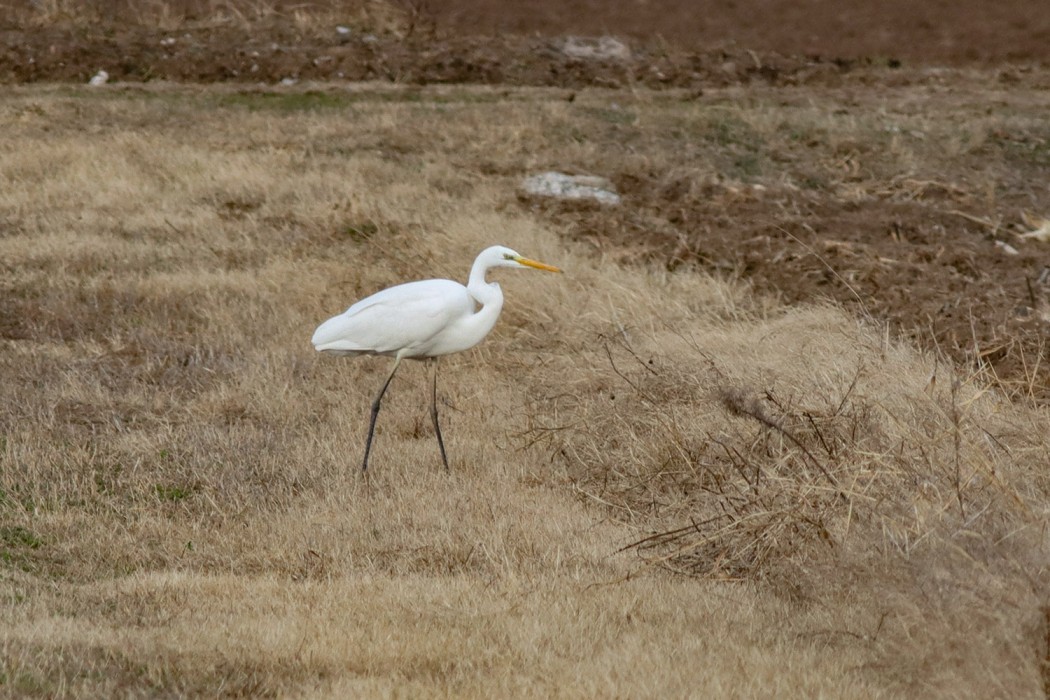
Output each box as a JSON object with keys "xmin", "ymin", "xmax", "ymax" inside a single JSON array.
[{"xmin": 503, "ymin": 253, "xmax": 515, "ymax": 260}]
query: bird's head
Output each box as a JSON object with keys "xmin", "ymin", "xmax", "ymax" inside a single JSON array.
[{"xmin": 486, "ymin": 245, "xmax": 562, "ymax": 273}]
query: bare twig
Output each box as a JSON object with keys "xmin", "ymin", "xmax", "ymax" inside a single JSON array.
[
  {"xmin": 720, "ymin": 387, "xmax": 842, "ymax": 490},
  {"xmin": 947, "ymin": 209, "xmax": 1000, "ymax": 234}
]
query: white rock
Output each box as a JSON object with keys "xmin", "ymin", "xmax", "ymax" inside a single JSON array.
[
  {"xmin": 522, "ymin": 172, "xmax": 621, "ymax": 205},
  {"xmin": 561, "ymin": 36, "xmax": 631, "ymax": 61},
  {"xmin": 995, "ymin": 240, "xmax": 1020, "ymax": 255},
  {"xmin": 280, "ymin": 77, "xmax": 298, "ymax": 86},
  {"xmin": 88, "ymin": 70, "xmax": 108, "ymax": 86},
  {"xmin": 336, "ymin": 25, "xmax": 351, "ymax": 35}
]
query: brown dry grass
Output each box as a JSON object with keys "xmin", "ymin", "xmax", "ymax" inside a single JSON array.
[{"xmin": 1, "ymin": 82, "xmax": 1049, "ymax": 697}]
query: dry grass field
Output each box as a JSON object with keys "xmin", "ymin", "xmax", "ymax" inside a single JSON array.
[{"xmin": 2, "ymin": 81, "xmax": 1050, "ymax": 697}]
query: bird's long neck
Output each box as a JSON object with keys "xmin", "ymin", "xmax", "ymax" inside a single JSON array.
[{"xmin": 463, "ymin": 259, "xmax": 505, "ymax": 341}]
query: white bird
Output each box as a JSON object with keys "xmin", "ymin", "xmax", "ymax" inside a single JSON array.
[{"xmin": 312, "ymin": 245, "xmax": 562, "ymax": 472}]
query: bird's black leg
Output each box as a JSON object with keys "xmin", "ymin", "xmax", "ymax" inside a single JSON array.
[
  {"xmin": 362, "ymin": 354, "xmax": 403, "ymax": 472},
  {"xmin": 429, "ymin": 358, "xmax": 450, "ymax": 471}
]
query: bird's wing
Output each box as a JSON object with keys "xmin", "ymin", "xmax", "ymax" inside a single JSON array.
[{"xmin": 312, "ymin": 279, "xmax": 472, "ymax": 356}]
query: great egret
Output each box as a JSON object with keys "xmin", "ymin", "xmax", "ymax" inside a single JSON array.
[{"xmin": 312, "ymin": 245, "xmax": 562, "ymax": 472}]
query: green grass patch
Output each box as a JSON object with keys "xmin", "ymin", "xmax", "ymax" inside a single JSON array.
[
  {"xmin": 703, "ymin": 113, "xmax": 762, "ymax": 148},
  {"xmin": 581, "ymin": 105, "xmax": 637, "ymax": 125},
  {"xmin": 154, "ymin": 484, "xmax": 194, "ymax": 502},
  {"xmin": 0, "ymin": 525, "xmax": 43, "ymax": 572},
  {"xmin": 218, "ymin": 89, "xmax": 357, "ymax": 112},
  {"xmin": 214, "ymin": 87, "xmax": 511, "ymax": 113},
  {"xmin": 0, "ymin": 525, "xmax": 42, "ymax": 550},
  {"xmin": 337, "ymin": 220, "xmax": 380, "ymax": 242}
]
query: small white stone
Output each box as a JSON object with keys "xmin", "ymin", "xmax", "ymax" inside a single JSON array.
[
  {"xmin": 522, "ymin": 172, "xmax": 621, "ymax": 205},
  {"xmin": 561, "ymin": 36, "xmax": 631, "ymax": 61},
  {"xmin": 995, "ymin": 240, "xmax": 1020, "ymax": 255},
  {"xmin": 88, "ymin": 70, "xmax": 108, "ymax": 86}
]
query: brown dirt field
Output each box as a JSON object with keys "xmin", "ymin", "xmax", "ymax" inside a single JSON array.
[{"xmin": 429, "ymin": 0, "xmax": 1050, "ymax": 66}]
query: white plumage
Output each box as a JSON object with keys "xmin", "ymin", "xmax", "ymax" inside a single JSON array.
[{"xmin": 313, "ymin": 279, "xmax": 484, "ymax": 358}]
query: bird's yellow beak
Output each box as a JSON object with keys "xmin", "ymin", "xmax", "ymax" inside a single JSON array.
[{"xmin": 515, "ymin": 256, "xmax": 562, "ymax": 273}]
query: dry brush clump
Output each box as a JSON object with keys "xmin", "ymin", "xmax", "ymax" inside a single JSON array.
[{"xmin": 519, "ymin": 299, "xmax": 1050, "ymax": 694}]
